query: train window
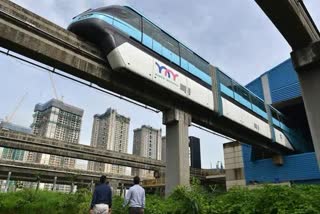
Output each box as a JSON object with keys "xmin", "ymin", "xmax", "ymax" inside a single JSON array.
[
  {"xmin": 180, "ymin": 45, "xmax": 193, "ymax": 65},
  {"xmin": 154, "ymin": 30, "xmax": 179, "ymax": 64},
  {"xmin": 250, "ymin": 95, "xmax": 267, "ymax": 119},
  {"xmin": 219, "ymin": 72, "xmax": 234, "ymax": 98},
  {"xmin": 142, "ymin": 18, "xmax": 179, "ymax": 64},
  {"xmin": 271, "ymin": 109, "xmax": 281, "ymax": 127},
  {"xmin": 192, "ymin": 55, "xmax": 210, "ymax": 76},
  {"xmin": 142, "ymin": 19, "xmax": 162, "ymax": 54},
  {"xmin": 160, "ymin": 33, "xmax": 180, "ymax": 65},
  {"xmin": 278, "ymin": 114, "xmax": 290, "ymax": 131},
  {"xmin": 234, "ymin": 83, "xmax": 252, "ymax": 109},
  {"xmin": 103, "ymin": 7, "xmax": 141, "ymax": 31},
  {"xmin": 180, "ymin": 45, "xmax": 211, "ymax": 82},
  {"xmin": 179, "ymin": 45, "xmax": 189, "ymax": 71},
  {"xmin": 101, "ymin": 7, "xmax": 142, "ymax": 41},
  {"xmin": 142, "ymin": 19, "xmax": 154, "ymax": 49}
]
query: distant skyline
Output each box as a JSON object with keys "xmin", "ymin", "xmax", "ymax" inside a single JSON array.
[{"xmin": 1, "ymin": 0, "xmax": 320, "ymax": 168}]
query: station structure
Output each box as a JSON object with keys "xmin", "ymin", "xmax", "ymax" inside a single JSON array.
[{"xmin": 224, "ymin": 59, "xmax": 320, "ymax": 189}]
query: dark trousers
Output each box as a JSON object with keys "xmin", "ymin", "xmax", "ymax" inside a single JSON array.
[{"xmin": 129, "ymin": 207, "xmax": 144, "ymax": 214}]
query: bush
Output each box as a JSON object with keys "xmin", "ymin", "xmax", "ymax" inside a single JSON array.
[
  {"xmin": 210, "ymin": 185, "xmax": 320, "ymax": 214},
  {"xmin": 1, "ymin": 184, "xmax": 320, "ymax": 213}
]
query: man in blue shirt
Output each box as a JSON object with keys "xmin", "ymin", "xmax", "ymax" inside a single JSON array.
[
  {"xmin": 123, "ymin": 176, "xmax": 145, "ymax": 214},
  {"xmin": 90, "ymin": 175, "xmax": 112, "ymax": 214}
]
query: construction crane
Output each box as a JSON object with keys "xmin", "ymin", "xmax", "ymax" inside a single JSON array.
[
  {"xmin": 48, "ymin": 70, "xmax": 58, "ymax": 100},
  {"xmin": 47, "ymin": 69, "xmax": 65, "ymax": 101},
  {"xmin": 3, "ymin": 71, "xmax": 60, "ymax": 124},
  {"xmin": 5, "ymin": 92, "xmax": 28, "ymax": 123}
]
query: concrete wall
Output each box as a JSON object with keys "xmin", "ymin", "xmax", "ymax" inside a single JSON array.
[{"xmin": 223, "ymin": 142, "xmax": 246, "ymax": 190}]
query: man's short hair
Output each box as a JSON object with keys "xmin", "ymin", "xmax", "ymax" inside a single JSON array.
[
  {"xmin": 133, "ymin": 176, "xmax": 140, "ymax": 184},
  {"xmin": 100, "ymin": 175, "xmax": 107, "ymax": 184}
]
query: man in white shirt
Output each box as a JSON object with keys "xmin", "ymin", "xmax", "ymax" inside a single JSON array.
[{"xmin": 123, "ymin": 176, "xmax": 145, "ymax": 214}]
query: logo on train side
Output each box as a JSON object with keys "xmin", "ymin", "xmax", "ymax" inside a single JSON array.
[{"xmin": 155, "ymin": 62, "xmax": 178, "ymax": 81}]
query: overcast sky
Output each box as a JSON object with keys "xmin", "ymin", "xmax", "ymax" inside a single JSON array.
[{"xmin": 1, "ymin": 0, "xmax": 320, "ymax": 169}]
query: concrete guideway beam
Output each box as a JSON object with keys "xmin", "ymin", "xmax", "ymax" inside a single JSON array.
[
  {"xmin": 291, "ymin": 41, "xmax": 320, "ymax": 70},
  {"xmin": 0, "ymin": 131, "xmax": 212, "ymax": 180},
  {"xmin": 163, "ymin": 109, "xmax": 191, "ymax": 195},
  {"xmin": 0, "ymin": 130, "xmax": 164, "ymax": 170},
  {"xmin": 0, "ymin": 159, "xmax": 133, "ymax": 184},
  {"xmin": 255, "ymin": 0, "xmax": 319, "ymax": 49}
]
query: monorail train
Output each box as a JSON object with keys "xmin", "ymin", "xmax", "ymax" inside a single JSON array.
[{"xmin": 68, "ymin": 5, "xmax": 303, "ymax": 151}]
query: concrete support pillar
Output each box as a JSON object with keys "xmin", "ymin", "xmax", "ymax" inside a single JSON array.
[
  {"xmin": 36, "ymin": 179, "xmax": 40, "ymax": 191},
  {"xmin": 52, "ymin": 176, "xmax": 57, "ymax": 191},
  {"xmin": 163, "ymin": 109, "xmax": 191, "ymax": 196},
  {"xmin": 291, "ymin": 41, "xmax": 320, "ymax": 167},
  {"xmin": 223, "ymin": 142, "xmax": 246, "ymax": 190},
  {"xmin": 5, "ymin": 172, "xmax": 11, "ymax": 192},
  {"xmin": 70, "ymin": 182, "xmax": 75, "ymax": 193},
  {"xmin": 120, "ymin": 183, "xmax": 124, "ymax": 197},
  {"xmin": 123, "ymin": 186, "xmax": 127, "ymax": 197},
  {"xmin": 90, "ymin": 179, "xmax": 95, "ymax": 193},
  {"xmin": 297, "ymin": 68, "xmax": 320, "ymax": 167},
  {"xmin": 109, "ymin": 180, "xmax": 118, "ymax": 196}
]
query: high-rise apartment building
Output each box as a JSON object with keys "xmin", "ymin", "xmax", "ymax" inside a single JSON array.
[
  {"xmin": 88, "ymin": 108, "xmax": 130, "ymax": 175},
  {"xmin": 189, "ymin": 136, "xmax": 201, "ymax": 169},
  {"xmin": 132, "ymin": 125, "xmax": 162, "ymax": 178},
  {"xmin": 29, "ymin": 99, "xmax": 83, "ymax": 168},
  {"xmin": 0, "ymin": 121, "xmax": 32, "ymax": 161}
]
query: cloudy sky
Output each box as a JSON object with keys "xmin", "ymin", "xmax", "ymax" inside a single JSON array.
[{"xmin": 1, "ymin": 0, "xmax": 320, "ymax": 168}]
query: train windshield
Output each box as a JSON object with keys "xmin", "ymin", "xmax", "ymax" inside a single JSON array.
[
  {"xmin": 95, "ymin": 7, "xmax": 141, "ymax": 32},
  {"xmin": 86, "ymin": 6, "xmax": 143, "ymax": 41}
]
